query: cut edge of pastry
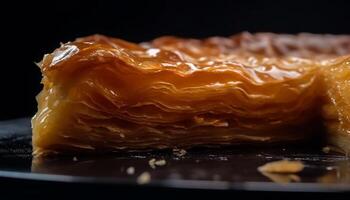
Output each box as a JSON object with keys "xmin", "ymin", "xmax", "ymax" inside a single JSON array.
[{"xmin": 322, "ymin": 56, "xmax": 350, "ymax": 155}]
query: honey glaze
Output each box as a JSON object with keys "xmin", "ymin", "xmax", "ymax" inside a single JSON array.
[{"xmin": 32, "ymin": 33, "xmax": 350, "ymax": 155}]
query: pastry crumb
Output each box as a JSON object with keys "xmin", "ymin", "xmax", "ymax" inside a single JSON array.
[
  {"xmin": 173, "ymin": 148, "xmax": 187, "ymax": 157},
  {"xmin": 149, "ymin": 158, "xmax": 167, "ymax": 169},
  {"xmin": 322, "ymin": 146, "xmax": 331, "ymax": 153},
  {"xmin": 137, "ymin": 172, "xmax": 151, "ymax": 184},
  {"xmin": 149, "ymin": 158, "xmax": 156, "ymax": 169},
  {"xmin": 126, "ymin": 166, "xmax": 135, "ymax": 175},
  {"xmin": 258, "ymin": 160, "xmax": 304, "ymax": 174},
  {"xmin": 155, "ymin": 159, "xmax": 166, "ymax": 166},
  {"xmin": 218, "ymin": 156, "xmax": 228, "ymax": 161}
]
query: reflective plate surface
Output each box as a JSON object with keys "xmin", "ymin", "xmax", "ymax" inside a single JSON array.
[{"xmin": 0, "ymin": 118, "xmax": 350, "ymax": 193}]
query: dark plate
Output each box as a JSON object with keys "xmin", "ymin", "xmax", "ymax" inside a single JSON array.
[{"xmin": 0, "ymin": 118, "xmax": 350, "ymax": 195}]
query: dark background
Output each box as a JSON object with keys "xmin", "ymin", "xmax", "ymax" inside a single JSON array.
[{"xmin": 1, "ymin": 0, "xmax": 350, "ymax": 120}]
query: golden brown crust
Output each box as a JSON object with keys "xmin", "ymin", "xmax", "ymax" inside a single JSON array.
[{"xmin": 146, "ymin": 32, "xmax": 350, "ymax": 59}]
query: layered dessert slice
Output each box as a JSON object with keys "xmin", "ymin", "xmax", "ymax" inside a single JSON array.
[{"xmin": 32, "ymin": 34, "xmax": 350, "ymax": 156}]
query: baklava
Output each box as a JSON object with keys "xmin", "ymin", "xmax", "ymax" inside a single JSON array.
[{"xmin": 32, "ymin": 33, "xmax": 350, "ymax": 156}]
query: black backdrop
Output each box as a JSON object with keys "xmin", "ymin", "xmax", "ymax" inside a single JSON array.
[{"xmin": 1, "ymin": 0, "xmax": 350, "ymax": 120}]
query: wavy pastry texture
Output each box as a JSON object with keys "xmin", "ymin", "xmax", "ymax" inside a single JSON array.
[
  {"xmin": 32, "ymin": 33, "xmax": 350, "ymax": 155},
  {"xmin": 321, "ymin": 56, "xmax": 350, "ymax": 153}
]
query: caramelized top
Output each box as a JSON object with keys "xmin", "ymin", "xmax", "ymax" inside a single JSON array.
[
  {"xmin": 148, "ymin": 32, "xmax": 350, "ymax": 59},
  {"xmin": 41, "ymin": 34, "xmax": 332, "ymax": 81},
  {"xmin": 41, "ymin": 33, "xmax": 350, "ymax": 75}
]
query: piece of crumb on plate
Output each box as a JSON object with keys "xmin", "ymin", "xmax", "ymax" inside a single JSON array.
[
  {"xmin": 322, "ymin": 146, "xmax": 331, "ymax": 153},
  {"xmin": 137, "ymin": 172, "xmax": 151, "ymax": 184},
  {"xmin": 149, "ymin": 158, "xmax": 167, "ymax": 169},
  {"xmin": 258, "ymin": 160, "xmax": 304, "ymax": 174},
  {"xmin": 173, "ymin": 148, "xmax": 187, "ymax": 157},
  {"xmin": 126, "ymin": 166, "xmax": 135, "ymax": 175}
]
